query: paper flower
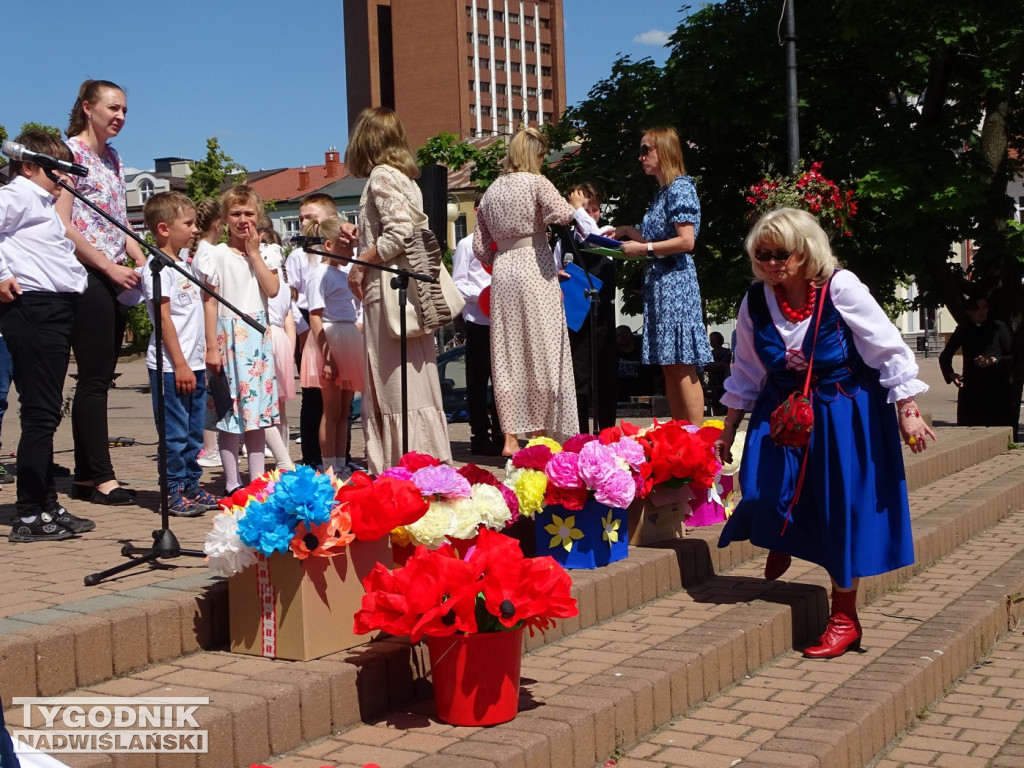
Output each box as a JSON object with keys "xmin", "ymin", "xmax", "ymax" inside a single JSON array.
[
  {"xmin": 545, "ymin": 451, "xmax": 584, "ymax": 489},
  {"xmin": 405, "ymin": 501, "xmax": 458, "ymax": 549},
  {"xmin": 719, "ymin": 431, "xmax": 746, "ymax": 476},
  {"xmin": 513, "ymin": 468, "xmax": 548, "ymax": 517},
  {"xmin": 563, "ymin": 433, "xmax": 599, "ymax": 453},
  {"xmin": 204, "ymin": 509, "xmax": 258, "ymax": 577},
  {"xmin": 468, "ymin": 483, "xmax": 513, "ymax": 530},
  {"xmin": 272, "ymin": 464, "xmax": 339, "ymax": 526},
  {"xmin": 412, "ymin": 464, "xmax": 472, "ymax": 499},
  {"xmin": 380, "ymin": 466, "xmax": 414, "ymax": 481},
  {"xmin": 544, "ymin": 513, "xmax": 585, "ymax": 552},
  {"xmin": 525, "ymin": 436, "xmax": 562, "ymax": 454},
  {"xmin": 602, "ymin": 509, "xmax": 621, "ymax": 544},
  {"xmin": 399, "ymin": 451, "xmax": 442, "ymax": 471},
  {"xmin": 289, "ymin": 509, "xmax": 355, "ymax": 559},
  {"xmin": 512, "ymin": 444, "xmax": 554, "ymax": 471}
]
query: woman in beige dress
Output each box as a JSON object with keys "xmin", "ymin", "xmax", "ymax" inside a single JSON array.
[
  {"xmin": 345, "ymin": 108, "xmax": 451, "ymax": 472},
  {"xmin": 473, "ymin": 128, "xmax": 579, "ymax": 455}
]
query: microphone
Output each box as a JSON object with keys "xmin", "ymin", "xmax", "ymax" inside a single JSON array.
[
  {"xmin": 1, "ymin": 141, "xmax": 89, "ymax": 178},
  {"xmin": 290, "ymin": 235, "xmax": 325, "ymax": 247}
]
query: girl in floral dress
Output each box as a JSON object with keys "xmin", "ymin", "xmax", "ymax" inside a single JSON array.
[{"xmin": 196, "ymin": 186, "xmax": 280, "ymax": 494}]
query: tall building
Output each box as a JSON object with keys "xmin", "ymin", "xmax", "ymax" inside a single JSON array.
[{"xmin": 344, "ymin": 0, "xmax": 566, "ymax": 149}]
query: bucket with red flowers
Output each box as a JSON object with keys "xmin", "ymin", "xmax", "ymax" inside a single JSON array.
[
  {"xmin": 353, "ymin": 528, "xmax": 578, "ymax": 726},
  {"xmin": 204, "ymin": 466, "xmax": 430, "ymax": 661}
]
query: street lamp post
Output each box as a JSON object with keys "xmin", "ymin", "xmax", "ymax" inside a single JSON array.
[{"xmin": 783, "ymin": 0, "xmax": 800, "ymax": 175}]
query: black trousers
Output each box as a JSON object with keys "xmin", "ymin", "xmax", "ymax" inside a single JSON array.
[
  {"xmin": 296, "ymin": 309, "xmax": 324, "ymax": 466},
  {"xmin": 569, "ymin": 307, "xmax": 618, "ymax": 434},
  {"xmin": 0, "ymin": 292, "xmax": 76, "ymax": 515},
  {"xmin": 70, "ymin": 269, "xmax": 127, "ymax": 485},
  {"xmin": 465, "ymin": 321, "xmax": 500, "ymax": 442}
]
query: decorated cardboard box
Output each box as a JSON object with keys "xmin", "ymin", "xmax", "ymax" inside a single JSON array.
[
  {"xmin": 228, "ymin": 536, "xmax": 391, "ymax": 661},
  {"xmin": 535, "ymin": 499, "xmax": 628, "ymax": 569},
  {"xmin": 627, "ymin": 476, "xmax": 736, "ymax": 545}
]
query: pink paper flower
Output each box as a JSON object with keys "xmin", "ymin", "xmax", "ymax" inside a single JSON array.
[
  {"xmin": 610, "ymin": 437, "xmax": 645, "ymax": 471},
  {"xmin": 545, "ymin": 451, "xmax": 584, "ymax": 489},
  {"xmin": 563, "ymin": 433, "xmax": 599, "ymax": 453},
  {"xmin": 594, "ymin": 469, "xmax": 637, "ymax": 509},
  {"xmin": 412, "ymin": 464, "xmax": 473, "ymax": 499},
  {"xmin": 512, "ymin": 445, "xmax": 553, "ymax": 471},
  {"xmin": 381, "ymin": 466, "xmax": 414, "ymax": 482}
]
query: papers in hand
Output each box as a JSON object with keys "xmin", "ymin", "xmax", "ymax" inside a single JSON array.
[{"xmin": 581, "ymin": 233, "xmax": 629, "ymax": 259}]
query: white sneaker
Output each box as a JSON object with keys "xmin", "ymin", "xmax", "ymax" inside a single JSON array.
[
  {"xmin": 264, "ymin": 448, "xmax": 273, "ymax": 457},
  {"xmin": 197, "ymin": 450, "xmax": 222, "ymax": 468}
]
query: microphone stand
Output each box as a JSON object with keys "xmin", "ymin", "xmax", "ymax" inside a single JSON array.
[
  {"xmin": 45, "ymin": 172, "xmax": 267, "ymax": 587},
  {"xmin": 558, "ymin": 225, "xmax": 603, "ymax": 435},
  {"xmin": 301, "ymin": 245, "xmax": 437, "ymax": 455}
]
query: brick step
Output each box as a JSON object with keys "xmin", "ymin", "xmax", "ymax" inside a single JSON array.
[
  {"xmin": 2, "ymin": 434, "xmax": 1019, "ymax": 768},
  {"xmin": 869, "ymin": 626, "xmax": 1024, "ymax": 768},
  {"xmin": 244, "ymin": 450, "xmax": 1024, "ymax": 767},
  {"xmin": 616, "ymin": 508, "xmax": 1024, "ymax": 768}
]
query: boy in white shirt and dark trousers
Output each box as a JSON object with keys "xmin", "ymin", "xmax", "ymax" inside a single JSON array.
[
  {"xmin": 141, "ymin": 192, "xmax": 219, "ymax": 516},
  {"xmin": 0, "ymin": 130, "xmax": 94, "ymax": 541}
]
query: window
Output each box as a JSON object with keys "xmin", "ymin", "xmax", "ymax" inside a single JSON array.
[
  {"xmin": 511, "ymin": 61, "xmax": 521, "ymax": 73},
  {"xmin": 495, "ymin": 58, "xmax": 506, "ymax": 71},
  {"xmin": 543, "ymin": 88, "xmax": 552, "ymax": 100},
  {"xmin": 494, "ymin": 36, "xmax": 504, "ymax": 47},
  {"xmin": 525, "ymin": 41, "xmax": 536, "ymax": 52},
  {"xmin": 509, "ymin": 12, "xmax": 520, "ymax": 24},
  {"xmin": 528, "ymin": 110, "xmax": 538, "ymax": 121},
  {"xmin": 477, "ymin": 8, "xmax": 488, "ymax": 19},
  {"xmin": 479, "ymin": 58, "xmax": 489, "ymax": 68},
  {"xmin": 469, "ymin": 79, "xmax": 475, "ymax": 90},
  {"xmin": 283, "ymin": 217, "xmax": 300, "ymax": 237},
  {"xmin": 139, "ymin": 178, "xmax": 155, "ymax": 203},
  {"xmin": 466, "ymin": 5, "xmax": 472, "ymax": 17},
  {"xmin": 527, "ymin": 86, "xmax": 538, "ymax": 98},
  {"xmin": 481, "ymin": 105, "xmax": 492, "ymax": 117},
  {"xmin": 453, "ymin": 213, "xmax": 468, "ymax": 243},
  {"xmin": 467, "ymin": 32, "xmax": 473, "ymax": 43},
  {"xmin": 539, "ymin": 17, "xmax": 550, "ymax": 28},
  {"xmin": 497, "ymin": 107, "xmax": 508, "ymax": 118},
  {"xmin": 480, "ymin": 80, "xmax": 491, "ymax": 93},
  {"xmin": 541, "ymin": 66, "xmax": 551, "ymax": 77},
  {"xmin": 511, "ymin": 85, "xmax": 522, "ymax": 96},
  {"xmin": 513, "ymin": 108, "xmax": 523, "ymax": 120},
  {"xmin": 525, "ymin": 14, "xmax": 534, "ymax": 25},
  {"xmin": 496, "ymin": 83, "xmax": 507, "ymax": 95},
  {"xmin": 493, "ymin": 10, "xmax": 503, "ymax": 21},
  {"xmin": 540, "ymin": 43, "xmax": 550, "ymax": 54},
  {"xmin": 543, "ymin": 112, "xmax": 553, "ymax": 123},
  {"xmin": 470, "ymin": 104, "xmax": 477, "ymax": 115},
  {"xmin": 479, "ymin": 34, "xmax": 488, "ymax": 45},
  {"xmin": 509, "ymin": 38, "xmax": 521, "ymax": 50},
  {"xmin": 526, "ymin": 64, "xmax": 536, "ymax": 75}
]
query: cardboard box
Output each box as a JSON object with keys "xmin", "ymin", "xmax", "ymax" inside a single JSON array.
[
  {"xmin": 228, "ymin": 536, "xmax": 392, "ymax": 661},
  {"xmin": 627, "ymin": 484, "xmax": 693, "ymax": 545}
]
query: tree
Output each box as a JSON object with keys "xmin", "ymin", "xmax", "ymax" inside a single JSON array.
[
  {"xmin": 416, "ymin": 132, "xmax": 506, "ymax": 189},
  {"xmin": 19, "ymin": 122, "xmax": 62, "ymax": 138},
  {"xmin": 186, "ymin": 137, "xmax": 246, "ymax": 202}
]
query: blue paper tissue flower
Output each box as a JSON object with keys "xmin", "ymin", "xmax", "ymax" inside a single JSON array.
[
  {"xmin": 236, "ymin": 499, "xmax": 294, "ymax": 556},
  {"xmin": 272, "ymin": 464, "xmax": 338, "ymax": 526}
]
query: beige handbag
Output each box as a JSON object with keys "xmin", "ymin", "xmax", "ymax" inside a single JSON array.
[{"xmin": 380, "ymin": 205, "xmax": 465, "ymax": 340}]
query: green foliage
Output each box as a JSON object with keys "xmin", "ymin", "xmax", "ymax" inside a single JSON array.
[
  {"xmin": 416, "ymin": 132, "xmax": 505, "ymax": 190},
  {"xmin": 125, "ymin": 302, "xmax": 153, "ymax": 353},
  {"xmin": 19, "ymin": 122, "xmax": 62, "ymax": 138},
  {"xmin": 187, "ymin": 138, "xmax": 246, "ymax": 202},
  {"xmin": 0, "ymin": 124, "xmax": 6, "ymax": 168}
]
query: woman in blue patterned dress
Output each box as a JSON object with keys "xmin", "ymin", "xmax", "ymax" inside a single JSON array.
[
  {"xmin": 614, "ymin": 127, "xmax": 712, "ymax": 423},
  {"xmin": 715, "ymin": 208, "xmax": 936, "ymax": 659}
]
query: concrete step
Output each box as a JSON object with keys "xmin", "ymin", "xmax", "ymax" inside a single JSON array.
[
  {"xmin": 869, "ymin": 626, "xmax": 1024, "ymax": 767},
  {"xmin": 1, "ymin": 431, "xmax": 1018, "ymax": 768}
]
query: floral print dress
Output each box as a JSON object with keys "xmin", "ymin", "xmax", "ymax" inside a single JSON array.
[
  {"xmin": 640, "ymin": 175, "xmax": 713, "ymax": 368},
  {"xmin": 65, "ymin": 137, "xmax": 128, "ymax": 263}
]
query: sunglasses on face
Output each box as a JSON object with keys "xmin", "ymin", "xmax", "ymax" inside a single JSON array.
[
  {"xmin": 754, "ymin": 248, "xmax": 793, "ymax": 263},
  {"xmin": 639, "ymin": 144, "xmax": 654, "ymax": 157}
]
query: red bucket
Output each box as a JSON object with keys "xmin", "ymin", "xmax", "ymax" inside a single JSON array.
[{"xmin": 426, "ymin": 626, "xmax": 524, "ymax": 726}]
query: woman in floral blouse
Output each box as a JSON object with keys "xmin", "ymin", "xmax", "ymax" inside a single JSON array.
[{"xmin": 56, "ymin": 79, "xmax": 143, "ymax": 505}]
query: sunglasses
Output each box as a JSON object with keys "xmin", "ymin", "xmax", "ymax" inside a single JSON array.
[
  {"xmin": 639, "ymin": 144, "xmax": 654, "ymax": 157},
  {"xmin": 753, "ymin": 248, "xmax": 793, "ymax": 263}
]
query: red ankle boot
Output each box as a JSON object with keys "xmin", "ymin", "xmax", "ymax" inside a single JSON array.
[
  {"xmin": 803, "ymin": 590, "xmax": 862, "ymax": 659},
  {"xmin": 764, "ymin": 550, "xmax": 792, "ymax": 580}
]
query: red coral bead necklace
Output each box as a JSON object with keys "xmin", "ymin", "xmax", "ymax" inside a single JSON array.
[{"xmin": 773, "ymin": 281, "xmax": 817, "ymax": 323}]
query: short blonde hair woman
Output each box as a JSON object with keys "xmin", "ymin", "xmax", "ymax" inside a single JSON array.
[
  {"xmin": 716, "ymin": 207, "xmax": 935, "ymax": 660},
  {"xmin": 344, "ymin": 108, "xmax": 451, "ymax": 472},
  {"xmin": 472, "ymin": 128, "xmax": 578, "ymax": 455}
]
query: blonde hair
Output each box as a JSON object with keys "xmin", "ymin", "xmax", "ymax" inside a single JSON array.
[
  {"xmin": 504, "ymin": 127, "xmax": 547, "ymax": 174},
  {"xmin": 643, "ymin": 127, "xmax": 687, "ymax": 181},
  {"xmin": 344, "ymin": 107, "xmax": 419, "ymax": 179},
  {"xmin": 302, "ymin": 216, "xmax": 345, "ymax": 266},
  {"xmin": 143, "ymin": 191, "xmax": 195, "ymax": 235},
  {"xmin": 190, "ymin": 198, "xmax": 222, "ymax": 260},
  {"xmin": 745, "ymin": 208, "xmax": 838, "ymax": 286},
  {"xmin": 220, "ymin": 185, "xmax": 264, "ymax": 219}
]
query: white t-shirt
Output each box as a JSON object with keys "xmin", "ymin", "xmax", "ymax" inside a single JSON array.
[
  {"xmin": 142, "ymin": 256, "xmax": 206, "ymax": 371},
  {"xmin": 306, "ymin": 262, "xmax": 358, "ymax": 323},
  {"xmin": 194, "ymin": 242, "xmax": 280, "ymax": 316}
]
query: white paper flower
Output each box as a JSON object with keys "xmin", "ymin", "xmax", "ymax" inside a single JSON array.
[
  {"xmin": 204, "ymin": 510, "xmax": 258, "ymax": 577},
  {"xmin": 448, "ymin": 497, "xmax": 483, "ymax": 540},
  {"xmin": 469, "ymin": 483, "xmax": 513, "ymax": 530},
  {"xmin": 405, "ymin": 500, "xmax": 457, "ymax": 548}
]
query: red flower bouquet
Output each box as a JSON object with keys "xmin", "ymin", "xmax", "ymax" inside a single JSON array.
[
  {"xmin": 745, "ymin": 161, "xmax": 857, "ymax": 237},
  {"xmin": 353, "ymin": 528, "xmax": 578, "ymax": 642},
  {"xmin": 605, "ymin": 420, "xmax": 723, "ymax": 498}
]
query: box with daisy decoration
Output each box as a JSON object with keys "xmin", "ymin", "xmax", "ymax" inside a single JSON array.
[
  {"xmin": 504, "ymin": 434, "xmax": 642, "ymax": 569},
  {"xmin": 205, "ymin": 466, "xmax": 429, "ymax": 661}
]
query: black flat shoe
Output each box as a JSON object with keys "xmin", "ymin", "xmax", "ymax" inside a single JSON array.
[
  {"xmin": 90, "ymin": 486, "xmax": 136, "ymax": 506},
  {"xmin": 69, "ymin": 484, "xmax": 93, "ymax": 501}
]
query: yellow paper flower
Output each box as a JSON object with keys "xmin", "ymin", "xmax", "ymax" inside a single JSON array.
[
  {"xmin": 405, "ymin": 500, "xmax": 457, "ymax": 548},
  {"xmin": 724, "ymin": 490, "xmax": 740, "ymax": 518},
  {"xmin": 514, "ymin": 468, "xmax": 547, "ymax": 517},
  {"xmin": 602, "ymin": 509, "xmax": 620, "ymax": 544},
  {"xmin": 544, "ymin": 514, "xmax": 585, "ymax": 552},
  {"xmin": 391, "ymin": 526, "xmax": 412, "ymax": 547},
  {"xmin": 702, "ymin": 418, "xmax": 725, "ymax": 430},
  {"xmin": 525, "ymin": 436, "xmax": 562, "ymax": 453}
]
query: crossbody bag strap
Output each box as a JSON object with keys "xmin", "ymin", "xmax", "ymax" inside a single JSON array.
[{"xmin": 799, "ymin": 273, "xmax": 832, "ymax": 397}]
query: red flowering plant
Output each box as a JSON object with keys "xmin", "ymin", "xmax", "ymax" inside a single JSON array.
[
  {"xmin": 203, "ymin": 466, "xmax": 428, "ymax": 577},
  {"xmin": 601, "ymin": 420, "xmax": 723, "ymax": 498},
  {"xmin": 353, "ymin": 528, "xmax": 578, "ymax": 641},
  {"xmin": 381, "ymin": 452, "xmax": 519, "ymax": 550},
  {"xmin": 745, "ymin": 161, "xmax": 857, "ymax": 238}
]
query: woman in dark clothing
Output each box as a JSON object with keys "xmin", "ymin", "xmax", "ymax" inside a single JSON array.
[{"xmin": 939, "ymin": 295, "xmax": 1016, "ymax": 439}]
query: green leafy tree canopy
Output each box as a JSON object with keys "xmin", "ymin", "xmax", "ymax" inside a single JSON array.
[{"xmin": 187, "ymin": 137, "xmax": 246, "ymax": 202}]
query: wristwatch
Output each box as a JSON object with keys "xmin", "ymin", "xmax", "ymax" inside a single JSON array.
[{"xmin": 647, "ymin": 241, "xmax": 655, "ymax": 258}]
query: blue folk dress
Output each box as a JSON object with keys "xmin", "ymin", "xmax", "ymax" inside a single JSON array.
[
  {"xmin": 640, "ymin": 176, "xmax": 713, "ymax": 367},
  {"xmin": 717, "ymin": 277, "xmax": 915, "ymax": 588}
]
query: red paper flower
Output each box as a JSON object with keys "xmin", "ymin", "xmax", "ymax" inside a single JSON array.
[
  {"xmin": 338, "ymin": 471, "xmax": 429, "ymax": 541},
  {"xmin": 457, "ymin": 463, "xmax": 501, "ymax": 487},
  {"xmin": 512, "ymin": 444, "xmax": 553, "ymax": 470},
  {"xmin": 399, "ymin": 451, "xmax": 442, "ymax": 471},
  {"xmin": 544, "ymin": 484, "xmax": 589, "ymax": 511}
]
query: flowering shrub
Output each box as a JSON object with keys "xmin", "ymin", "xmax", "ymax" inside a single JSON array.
[
  {"xmin": 204, "ymin": 466, "xmax": 428, "ymax": 577},
  {"xmin": 353, "ymin": 528, "xmax": 578, "ymax": 641},
  {"xmin": 745, "ymin": 161, "xmax": 857, "ymax": 237},
  {"xmin": 384, "ymin": 453, "xmax": 518, "ymax": 549}
]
